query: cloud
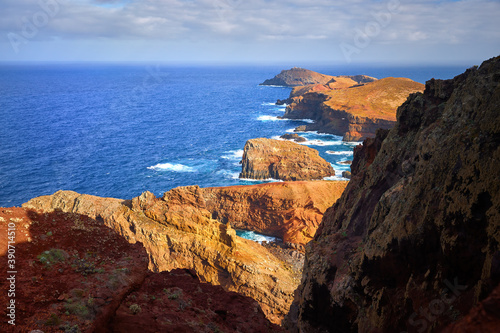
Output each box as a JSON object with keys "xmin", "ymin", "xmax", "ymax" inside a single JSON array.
[{"xmin": 1, "ymin": 0, "xmax": 499, "ymax": 62}]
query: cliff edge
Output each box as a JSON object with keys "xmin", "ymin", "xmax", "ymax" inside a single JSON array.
[{"xmin": 287, "ymin": 56, "xmax": 500, "ymax": 332}]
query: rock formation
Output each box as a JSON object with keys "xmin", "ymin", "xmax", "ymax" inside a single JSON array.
[
  {"xmin": 260, "ymin": 67, "xmax": 376, "ymax": 87},
  {"xmin": 0, "ymin": 208, "xmax": 280, "ymax": 332},
  {"xmin": 280, "ymin": 133, "xmax": 307, "ymax": 142},
  {"xmin": 22, "ymin": 189, "xmax": 297, "ymax": 325},
  {"xmin": 202, "ymin": 181, "xmax": 348, "ymax": 245},
  {"xmin": 239, "ymin": 138, "xmax": 335, "ymax": 181},
  {"xmin": 260, "ymin": 67, "xmax": 335, "ymax": 87},
  {"xmin": 286, "ymin": 56, "xmax": 500, "ymax": 332},
  {"xmin": 284, "ymin": 77, "xmax": 424, "ymax": 141}
]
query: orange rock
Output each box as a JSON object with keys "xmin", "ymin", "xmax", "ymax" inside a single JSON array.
[
  {"xmin": 240, "ymin": 138, "xmax": 335, "ymax": 181},
  {"xmin": 285, "ymin": 77, "xmax": 424, "ymax": 141}
]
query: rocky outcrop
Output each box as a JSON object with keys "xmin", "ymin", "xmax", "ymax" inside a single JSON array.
[
  {"xmin": 22, "ymin": 189, "xmax": 298, "ymax": 325},
  {"xmin": 285, "ymin": 77, "xmax": 424, "ymax": 141},
  {"xmin": 260, "ymin": 67, "xmax": 336, "ymax": 87},
  {"xmin": 239, "ymin": 138, "xmax": 335, "ymax": 181},
  {"xmin": 0, "ymin": 208, "xmax": 280, "ymax": 332},
  {"xmin": 202, "ymin": 181, "xmax": 348, "ymax": 245},
  {"xmin": 287, "ymin": 56, "xmax": 500, "ymax": 332},
  {"xmin": 280, "ymin": 133, "xmax": 306, "ymax": 142}
]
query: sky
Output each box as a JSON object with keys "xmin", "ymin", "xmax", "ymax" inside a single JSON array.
[{"xmin": 0, "ymin": 0, "xmax": 499, "ymax": 65}]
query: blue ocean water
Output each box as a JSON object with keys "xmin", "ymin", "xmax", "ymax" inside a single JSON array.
[{"xmin": 0, "ymin": 63, "xmax": 469, "ymax": 207}]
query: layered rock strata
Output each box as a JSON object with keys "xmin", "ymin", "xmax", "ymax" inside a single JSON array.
[
  {"xmin": 22, "ymin": 189, "xmax": 297, "ymax": 325},
  {"xmin": 239, "ymin": 138, "xmax": 335, "ymax": 181},
  {"xmin": 202, "ymin": 181, "xmax": 348, "ymax": 245},
  {"xmin": 284, "ymin": 77, "xmax": 424, "ymax": 141},
  {"xmin": 0, "ymin": 208, "xmax": 280, "ymax": 332},
  {"xmin": 287, "ymin": 56, "xmax": 500, "ymax": 332}
]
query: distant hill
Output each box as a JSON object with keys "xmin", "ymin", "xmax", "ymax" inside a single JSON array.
[{"xmin": 260, "ymin": 67, "xmax": 375, "ymax": 87}]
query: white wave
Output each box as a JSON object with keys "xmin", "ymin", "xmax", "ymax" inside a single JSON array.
[
  {"xmin": 147, "ymin": 163, "xmax": 196, "ymax": 172},
  {"xmin": 343, "ymin": 141, "xmax": 362, "ymax": 146},
  {"xmin": 216, "ymin": 169, "xmax": 240, "ymax": 179},
  {"xmin": 262, "ymin": 102, "xmax": 276, "ymax": 106},
  {"xmin": 325, "ymin": 150, "xmax": 354, "ymax": 155},
  {"xmin": 236, "ymin": 230, "xmax": 277, "ymax": 243},
  {"xmin": 257, "ymin": 115, "xmax": 285, "ymax": 121},
  {"xmin": 298, "ymin": 119, "xmax": 315, "ymax": 124},
  {"xmin": 324, "ymin": 175, "xmax": 350, "ymax": 181},
  {"xmin": 285, "ymin": 128, "xmax": 296, "ymax": 133},
  {"xmin": 239, "ymin": 177, "xmax": 283, "ymax": 183},
  {"xmin": 299, "ymin": 139, "xmax": 343, "ymax": 146},
  {"xmin": 221, "ymin": 149, "xmax": 244, "ymax": 160}
]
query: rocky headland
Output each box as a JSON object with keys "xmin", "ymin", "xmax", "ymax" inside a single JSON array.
[
  {"xmin": 17, "ymin": 179, "xmax": 346, "ymax": 326},
  {"xmin": 286, "ymin": 56, "xmax": 500, "ymax": 332},
  {"xmin": 284, "ymin": 77, "xmax": 425, "ymax": 141},
  {"xmin": 0, "ymin": 208, "xmax": 281, "ymax": 332},
  {"xmin": 239, "ymin": 138, "xmax": 335, "ymax": 181},
  {"xmin": 20, "ymin": 189, "xmax": 296, "ymax": 325},
  {"xmin": 260, "ymin": 67, "xmax": 376, "ymax": 88}
]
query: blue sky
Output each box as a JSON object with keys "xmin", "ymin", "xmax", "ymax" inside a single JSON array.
[{"xmin": 0, "ymin": 0, "xmax": 499, "ymax": 64}]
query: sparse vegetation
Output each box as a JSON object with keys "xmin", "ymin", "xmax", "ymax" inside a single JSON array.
[
  {"xmin": 129, "ymin": 303, "xmax": 141, "ymax": 314},
  {"xmin": 37, "ymin": 248, "xmax": 68, "ymax": 266}
]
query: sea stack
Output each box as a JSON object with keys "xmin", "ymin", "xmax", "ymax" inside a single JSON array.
[{"xmin": 239, "ymin": 138, "xmax": 335, "ymax": 181}]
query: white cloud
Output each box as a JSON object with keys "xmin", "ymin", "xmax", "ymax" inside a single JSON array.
[{"xmin": 1, "ymin": 0, "xmax": 499, "ymax": 62}]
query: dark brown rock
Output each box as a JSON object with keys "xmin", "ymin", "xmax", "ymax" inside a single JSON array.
[
  {"xmin": 280, "ymin": 133, "xmax": 307, "ymax": 142},
  {"xmin": 287, "ymin": 56, "xmax": 500, "ymax": 332}
]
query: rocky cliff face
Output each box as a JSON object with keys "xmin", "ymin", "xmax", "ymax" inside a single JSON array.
[
  {"xmin": 22, "ymin": 189, "xmax": 297, "ymax": 325},
  {"xmin": 260, "ymin": 67, "xmax": 376, "ymax": 87},
  {"xmin": 285, "ymin": 77, "xmax": 424, "ymax": 141},
  {"xmin": 239, "ymin": 138, "xmax": 335, "ymax": 181},
  {"xmin": 260, "ymin": 67, "xmax": 335, "ymax": 87},
  {"xmin": 287, "ymin": 56, "xmax": 500, "ymax": 332},
  {"xmin": 0, "ymin": 208, "xmax": 280, "ymax": 332},
  {"xmin": 202, "ymin": 181, "xmax": 348, "ymax": 245}
]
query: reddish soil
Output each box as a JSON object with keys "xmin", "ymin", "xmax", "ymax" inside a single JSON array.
[{"xmin": 0, "ymin": 207, "xmax": 281, "ymax": 332}]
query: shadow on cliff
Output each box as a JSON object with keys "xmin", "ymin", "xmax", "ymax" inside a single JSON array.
[{"xmin": 0, "ymin": 208, "xmax": 281, "ymax": 333}]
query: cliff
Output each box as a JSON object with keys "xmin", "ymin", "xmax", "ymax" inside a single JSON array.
[
  {"xmin": 260, "ymin": 67, "xmax": 376, "ymax": 87},
  {"xmin": 284, "ymin": 77, "xmax": 424, "ymax": 141},
  {"xmin": 260, "ymin": 67, "xmax": 335, "ymax": 87},
  {"xmin": 202, "ymin": 181, "xmax": 348, "ymax": 245},
  {"xmin": 287, "ymin": 56, "xmax": 500, "ymax": 332},
  {"xmin": 239, "ymin": 138, "xmax": 335, "ymax": 181},
  {"xmin": 22, "ymin": 189, "xmax": 297, "ymax": 325},
  {"xmin": 0, "ymin": 208, "xmax": 280, "ymax": 332}
]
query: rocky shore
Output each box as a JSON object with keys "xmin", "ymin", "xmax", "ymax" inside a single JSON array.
[{"xmin": 261, "ymin": 68, "xmax": 424, "ymax": 141}]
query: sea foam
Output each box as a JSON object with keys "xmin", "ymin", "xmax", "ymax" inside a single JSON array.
[{"xmin": 147, "ymin": 163, "xmax": 196, "ymax": 172}]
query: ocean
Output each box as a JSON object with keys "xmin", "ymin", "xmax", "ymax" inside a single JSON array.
[{"xmin": 0, "ymin": 63, "xmax": 470, "ymax": 208}]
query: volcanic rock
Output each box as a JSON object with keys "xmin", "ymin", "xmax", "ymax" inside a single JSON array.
[
  {"xmin": 287, "ymin": 56, "xmax": 500, "ymax": 332},
  {"xmin": 202, "ymin": 181, "xmax": 348, "ymax": 245},
  {"xmin": 341, "ymin": 171, "xmax": 351, "ymax": 179},
  {"xmin": 284, "ymin": 77, "xmax": 424, "ymax": 141},
  {"xmin": 260, "ymin": 67, "xmax": 335, "ymax": 87},
  {"xmin": 22, "ymin": 189, "xmax": 297, "ymax": 325},
  {"xmin": 0, "ymin": 208, "xmax": 280, "ymax": 332},
  {"xmin": 260, "ymin": 67, "xmax": 376, "ymax": 88},
  {"xmin": 239, "ymin": 138, "xmax": 335, "ymax": 181},
  {"xmin": 279, "ymin": 133, "xmax": 307, "ymax": 142}
]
